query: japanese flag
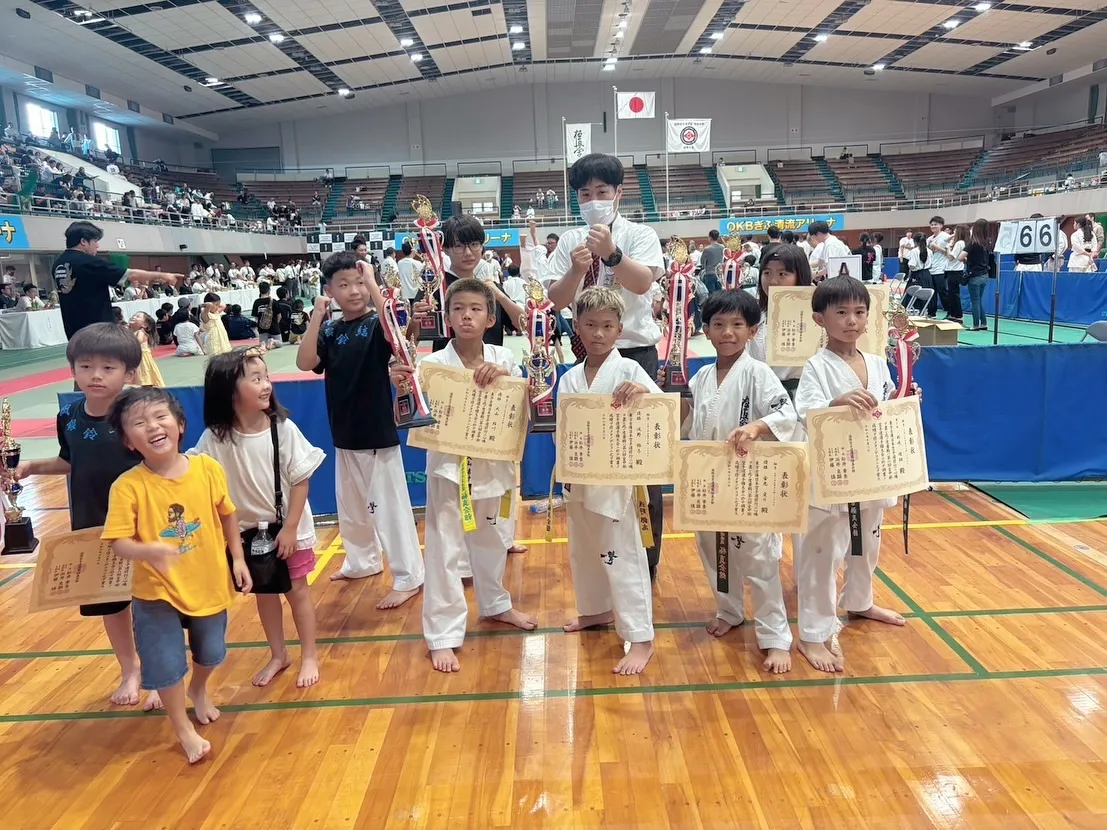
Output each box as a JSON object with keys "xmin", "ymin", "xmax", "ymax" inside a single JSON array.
[{"xmin": 617, "ymin": 92, "xmax": 655, "ymax": 119}]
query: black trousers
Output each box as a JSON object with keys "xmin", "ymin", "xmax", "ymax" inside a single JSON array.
[
  {"xmin": 940, "ymin": 270, "xmax": 963, "ymax": 321},
  {"xmin": 617, "ymin": 345, "xmax": 663, "ymax": 577},
  {"xmin": 907, "ymin": 271, "xmax": 939, "ymax": 317}
]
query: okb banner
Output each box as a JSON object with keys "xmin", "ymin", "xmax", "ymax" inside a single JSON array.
[
  {"xmin": 666, "ymin": 118, "xmax": 711, "ymax": 153},
  {"xmin": 720, "ymin": 213, "xmax": 846, "ymax": 235}
]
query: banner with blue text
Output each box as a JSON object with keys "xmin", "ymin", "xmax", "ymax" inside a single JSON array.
[{"xmin": 719, "ymin": 213, "xmax": 845, "ymax": 236}]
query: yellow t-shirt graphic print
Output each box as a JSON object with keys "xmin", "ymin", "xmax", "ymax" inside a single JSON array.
[{"xmin": 102, "ymin": 454, "xmax": 238, "ymax": 616}]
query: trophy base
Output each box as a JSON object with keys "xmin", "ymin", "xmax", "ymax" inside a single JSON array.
[
  {"xmin": 394, "ymin": 392, "xmax": 436, "ymax": 431},
  {"xmin": 416, "ymin": 313, "xmax": 447, "ymax": 342},
  {"xmin": 396, "ymin": 414, "xmax": 437, "ymax": 431},
  {"xmin": 660, "ymin": 366, "xmax": 693, "ymax": 398},
  {"xmin": 3, "ymin": 518, "xmax": 38, "ymax": 555},
  {"xmin": 529, "ymin": 399, "xmax": 556, "ymax": 433},
  {"xmin": 529, "ymin": 421, "xmax": 557, "ymax": 434}
]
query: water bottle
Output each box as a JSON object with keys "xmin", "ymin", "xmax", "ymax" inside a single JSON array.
[{"xmin": 251, "ymin": 521, "xmax": 276, "ymax": 557}]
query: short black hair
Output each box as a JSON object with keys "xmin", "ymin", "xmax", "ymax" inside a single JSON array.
[
  {"xmin": 110, "ymin": 386, "xmax": 187, "ymax": 448},
  {"xmin": 742, "ymin": 254, "xmax": 757, "ymax": 266},
  {"xmin": 766, "ymin": 225, "xmax": 781, "ymax": 240},
  {"xmin": 808, "ymin": 221, "xmax": 830, "ymax": 236},
  {"xmin": 384, "ymin": 247, "xmax": 396, "ymax": 259},
  {"xmin": 64, "ymin": 220, "xmax": 103, "ymax": 248},
  {"xmin": 258, "ymin": 281, "xmax": 271, "ymax": 295},
  {"xmin": 812, "ymin": 275, "xmax": 871, "ymax": 313},
  {"xmin": 203, "ymin": 348, "xmax": 288, "ymax": 442},
  {"xmin": 568, "ymin": 153, "xmax": 623, "ymax": 191},
  {"xmin": 859, "ymin": 233, "xmax": 871, "ymax": 245},
  {"xmin": 322, "ymin": 250, "xmax": 359, "ymax": 282},
  {"xmin": 66, "ymin": 321, "xmax": 142, "ymax": 371},
  {"xmin": 929, "ymin": 215, "xmax": 945, "ymax": 225},
  {"xmin": 758, "ymin": 243, "xmax": 813, "ymax": 311},
  {"xmin": 276, "ymin": 286, "xmax": 288, "ymax": 300},
  {"xmin": 441, "ymin": 214, "xmax": 485, "ymax": 249},
  {"xmin": 781, "ymin": 230, "xmax": 795, "ymax": 244},
  {"xmin": 203, "ymin": 292, "xmax": 219, "ymax": 303},
  {"xmin": 708, "ymin": 230, "xmax": 720, "ymax": 241},
  {"xmin": 401, "ymin": 241, "xmax": 413, "ymax": 256},
  {"xmin": 22, "ymin": 283, "xmax": 36, "ymax": 293},
  {"xmin": 445, "ymin": 277, "xmax": 495, "ymax": 316},
  {"xmin": 547, "ymin": 233, "xmax": 559, "ymax": 243},
  {"xmin": 702, "ymin": 289, "xmax": 761, "ymax": 328}
]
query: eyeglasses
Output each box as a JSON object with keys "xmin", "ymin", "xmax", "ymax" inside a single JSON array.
[{"xmin": 448, "ymin": 242, "xmax": 483, "ymax": 253}]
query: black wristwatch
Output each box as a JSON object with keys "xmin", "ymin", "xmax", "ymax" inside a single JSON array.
[{"xmin": 602, "ymin": 246, "xmax": 623, "ymax": 268}]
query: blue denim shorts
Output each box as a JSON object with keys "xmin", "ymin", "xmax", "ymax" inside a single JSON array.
[{"xmin": 132, "ymin": 598, "xmax": 228, "ymax": 690}]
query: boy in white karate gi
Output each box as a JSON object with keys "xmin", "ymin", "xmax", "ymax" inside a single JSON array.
[
  {"xmin": 559, "ymin": 286, "xmax": 660, "ymax": 675},
  {"xmin": 793, "ymin": 277, "xmax": 907, "ymax": 673},
  {"xmin": 685, "ymin": 289, "xmax": 798, "ymax": 673},
  {"xmin": 403, "ymin": 278, "xmax": 538, "ymax": 672}
]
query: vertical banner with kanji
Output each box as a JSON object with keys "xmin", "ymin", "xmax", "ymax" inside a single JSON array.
[{"xmin": 566, "ymin": 123, "xmax": 591, "ymax": 165}]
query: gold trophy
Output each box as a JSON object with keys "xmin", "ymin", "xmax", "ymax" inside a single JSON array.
[
  {"xmin": 719, "ymin": 234, "xmax": 744, "ymax": 290},
  {"xmin": 658, "ymin": 237, "xmax": 694, "ymax": 397},
  {"xmin": 521, "ymin": 279, "xmax": 556, "ymax": 432},
  {"xmin": 1, "ymin": 399, "xmax": 38, "ymax": 554},
  {"xmin": 380, "ymin": 260, "xmax": 435, "ymax": 429},
  {"xmin": 412, "ymin": 195, "xmax": 449, "ymax": 340}
]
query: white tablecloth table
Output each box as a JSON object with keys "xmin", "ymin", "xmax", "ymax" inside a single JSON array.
[{"xmin": 0, "ymin": 289, "xmax": 260, "ymax": 350}]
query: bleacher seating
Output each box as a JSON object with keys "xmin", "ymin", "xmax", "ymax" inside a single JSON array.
[
  {"xmin": 155, "ymin": 169, "xmax": 238, "ymax": 203},
  {"xmin": 974, "ymin": 124, "xmax": 1107, "ymax": 183},
  {"xmin": 883, "ymin": 149, "xmax": 980, "ymax": 196},
  {"xmin": 646, "ymin": 166, "xmax": 714, "ymax": 210},
  {"xmin": 770, "ymin": 159, "xmax": 835, "ymax": 203},
  {"xmin": 338, "ymin": 177, "xmax": 388, "ymax": 218},
  {"xmin": 395, "ymin": 176, "xmax": 445, "ymax": 219},
  {"xmin": 242, "ymin": 180, "xmax": 329, "ymax": 219},
  {"xmin": 826, "ymin": 155, "xmax": 898, "ymax": 200},
  {"xmin": 511, "ymin": 172, "xmax": 567, "ymax": 219}
]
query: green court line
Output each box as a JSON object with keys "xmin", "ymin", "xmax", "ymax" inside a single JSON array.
[
  {"xmin": 0, "ymin": 569, "xmax": 26, "ymax": 590},
  {"xmin": 938, "ymin": 491, "xmax": 1107, "ymax": 598},
  {"xmin": 4, "ymin": 665, "xmax": 1107, "ymax": 724},
  {"xmin": 874, "ymin": 569, "xmax": 988, "ymax": 675}
]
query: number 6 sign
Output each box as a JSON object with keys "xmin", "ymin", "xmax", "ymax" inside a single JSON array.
[{"xmin": 998, "ymin": 217, "xmax": 1058, "ymax": 255}]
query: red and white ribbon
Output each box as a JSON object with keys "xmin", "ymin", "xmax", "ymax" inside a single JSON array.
[
  {"xmin": 889, "ymin": 326, "xmax": 919, "ymax": 399},
  {"xmin": 526, "ymin": 296, "xmax": 555, "ymax": 405},
  {"xmin": 414, "ymin": 214, "xmax": 450, "ymax": 336},
  {"xmin": 722, "ymin": 250, "xmax": 741, "ymax": 290},
  {"xmin": 381, "ymin": 287, "xmax": 432, "ymax": 416},
  {"xmin": 665, "ymin": 260, "xmax": 694, "ymax": 380}
]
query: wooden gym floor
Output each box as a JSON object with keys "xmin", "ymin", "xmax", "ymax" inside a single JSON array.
[{"xmin": 2, "ymin": 478, "xmax": 1107, "ymax": 829}]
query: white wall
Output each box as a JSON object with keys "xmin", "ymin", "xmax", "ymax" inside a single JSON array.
[
  {"xmin": 997, "ymin": 81, "xmax": 1101, "ymax": 135},
  {"xmin": 213, "ymin": 79, "xmax": 999, "ymax": 172}
]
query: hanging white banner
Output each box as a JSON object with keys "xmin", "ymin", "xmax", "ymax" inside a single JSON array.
[
  {"xmin": 566, "ymin": 123, "xmax": 592, "ymax": 165},
  {"xmin": 666, "ymin": 118, "xmax": 711, "ymax": 153}
]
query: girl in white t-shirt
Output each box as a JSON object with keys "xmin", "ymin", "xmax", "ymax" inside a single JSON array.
[{"xmin": 193, "ymin": 349, "xmax": 326, "ymax": 689}]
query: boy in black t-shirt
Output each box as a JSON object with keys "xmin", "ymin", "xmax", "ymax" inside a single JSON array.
[
  {"xmin": 251, "ymin": 281, "xmax": 283, "ymax": 350},
  {"xmin": 295, "ymin": 251, "xmax": 424, "ymax": 610},
  {"xmin": 15, "ymin": 323, "xmax": 162, "ymax": 711}
]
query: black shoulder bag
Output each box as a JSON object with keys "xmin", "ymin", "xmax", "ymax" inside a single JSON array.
[{"xmin": 226, "ymin": 417, "xmax": 292, "ymax": 594}]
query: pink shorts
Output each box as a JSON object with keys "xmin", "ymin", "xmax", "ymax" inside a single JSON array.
[{"xmin": 286, "ymin": 547, "xmax": 317, "ymax": 581}]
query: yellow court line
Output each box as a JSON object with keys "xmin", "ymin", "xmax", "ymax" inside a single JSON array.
[{"xmin": 306, "ymin": 537, "xmax": 344, "ymax": 586}]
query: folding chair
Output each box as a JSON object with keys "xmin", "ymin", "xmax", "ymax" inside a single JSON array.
[
  {"xmin": 888, "ymin": 275, "xmax": 907, "ymax": 305},
  {"xmin": 1081, "ymin": 321, "xmax": 1107, "ymax": 342},
  {"xmin": 903, "ymin": 286, "xmax": 934, "ymax": 317}
]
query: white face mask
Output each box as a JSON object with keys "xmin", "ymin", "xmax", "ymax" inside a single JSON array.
[{"xmin": 580, "ymin": 199, "xmax": 616, "ymax": 226}]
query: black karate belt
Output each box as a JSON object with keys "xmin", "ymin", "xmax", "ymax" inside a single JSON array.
[
  {"xmin": 902, "ymin": 493, "xmax": 912, "ymax": 556},
  {"xmin": 715, "ymin": 532, "xmax": 729, "ymax": 593},
  {"xmin": 848, "ymin": 502, "xmax": 863, "ymax": 556}
]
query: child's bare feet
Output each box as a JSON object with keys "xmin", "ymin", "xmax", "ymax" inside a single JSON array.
[
  {"xmin": 252, "ymin": 655, "xmax": 291, "ymax": 687},
  {"xmin": 329, "ymin": 566, "xmax": 383, "ymax": 582},
  {"xmin": 377, "ymin": 587, "xmax": 421, "ymax": 609},
  {"xmin": 849, "ymin": 605, "xmax": 906, "ymax": 626},
  {"xmin": 798, "ymin": 639, "xmax": 844, "ymax": 673},
  {"xmin": 187, "ymin": 685, "xmax": 221, "ymax": 725},
  {"xmin": 488, "ymin": 608, "xmax": 538, "ymax": 630},
  {"xmin": 429, "ymin": 648, "xmax": 460, "ymax": 672},
  {"xmin": 614, "ymin": 641, "xmax": 654, "ymax": 675},
  {"xmin": 507, "ymin": 544, "xmax": 528, "ymax": 555},
  {"xmin": 143, "ymin": 690, "xmax": 164, "ymax": 711},
  {"xmin": 705, "ymin": 617, "xmax": 735, "ymax": 637},
  {"xmin": 110, "ymin": 673, "xmax": 141, "ymax": 706},
  {"xmin": 563, "ymin": 612, "xmax": 614, "ymax": 632},
  {"xmin": 762, "ymin": 648, "xmax": 792, "ymax": 674},
  {"xmin": 176, "ymin": 726, "xmax": 212, "ymax": 764},
  {"xmin": 296, "ymin": 657, "xmax": 320, "ymax": 688}
]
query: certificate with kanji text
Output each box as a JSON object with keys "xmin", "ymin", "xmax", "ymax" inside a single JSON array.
[
  {"xmin": 555, "ymin": 393, "xmax": 680, "ymax": 485},
  {"xmin": 675, "ymin": 441, "xmax": 810, "ymax": 533},
  {"xmin": 767, "ymin": 284, "xmax": 891, "ymax": 366},
  {"xmin": 29, "ymin": 528, "xmax": 133, "ymax": 613},
  {"xmin": 807, "ymin": 396, "xmax": 929, "ymax": 505},
  {"xmin": 406, "ymin": 364, "xmax": 529, "ymax": 462}
]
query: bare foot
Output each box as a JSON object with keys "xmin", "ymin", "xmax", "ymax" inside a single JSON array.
[
  {"xmin": 563, "ymin": 612, "xmax": 615, "ymax": 633},
  {"xmin": 429, "ymin": 648, "xmax": 460, "ymax": 673},
  {"xmin": 705, "ymin": 617, "xmax": 735, "ymax": 637},
  {"xmin": 849, "ymin": 605, "xmax": 906, "ymax": 626},
  {"xmin": 613, "ymin": 641, "xmax": 654, "ymax": 675},
  {"xmin": 762, "ymin": 648, "xmax": 792, "ymax": 674},
  {"xmin": 507, "ymin": 544, "xmax": 528, "ymax": 555},
  {"xmin": 377, "ymin": 587, "xmax": 421, "ymax": 610},
  {"xmin": 798, "ymin": 639, "xmax": 844, "ymax": 673},
  {"xmin": 296, "ymin": 657, "xmax": 320, "ymax": 688},
  {"xmin": 489, "ymin": 608, "xmax": 538, "ymax": 631},
  {"xmin": 110, "ymin": 673, "xmax": 141, "ymax": 706},
  {"xmin": 329, "ymin": 566, "xmax": 383, "ymax": 582},
  {"xmin": 142, "ymin": 690, "xmax": 164, "ymax": 711},
  {"xmin": 176, "ymin": 726, "xmax": 212, "ymax": 764},
  {"xmin": 187, "ymin": 686, "xmax": 221, "ymax": 725},
  {"xmin": 252, "ymin": 655, "xmax": 291, "ymax": 687}
]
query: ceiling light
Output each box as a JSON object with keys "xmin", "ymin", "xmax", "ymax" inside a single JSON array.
[
  {"xmin": 268, "ymin": 32, "xmax": 285, "ymax": 43},
  {"xmin": 602, "ymin": 64, "xmax": 616, "ymax": 71},
  {"xmin": 411, "ymin": 53, "xmax": 423, "ymax": 62},
  {"xmin": 872, "ymin": 63, "xmax": 885, "ymax": 71},
  {"xmin": 973, "ymin": 2, "xmax": 991, "ymax": 9},
  {"xmin": 244, "ymin": 11, "xmax": 261, "ymax": 24},
  {"xmin": 508, "ymin": 24, "xmax": 523, "ymax": 34},
  {"xmin": 605, "ymin": 56, "xmax": 618, "ymax": 64},
  {"xmin": 711, "ymin": 32, "xmax": 724, "ymax": 40},
  {"xmin": 337, "ymin": 87, "xmax": 350, "ymax": 96},
  {"xmin": 942, "ymin": 19, "xmax": 960, "ymax": 28},
  {"xmin": 614, "ymin": 30, "xmax": 624, "ymax": 38},
  {"xmin": 618, "ymin": 19, "xmax": 627, "ymax": 29},
  {"xmin": 204, "ymin": 77, "xmax": 221, "ymax": 85},
  {"xmin": 512, "ymin": 41, "xmax": 526, "ymax": 50},
  {"xmin": 1013, "ymin": 41, "xmax": 1033, "ymax": 50},
  {"xmin": 72, "ymin": 9, "xmax": 92, "ymax": 16},
  {"xmin": 813, "ymin": 33, "xmax": 828, "ymax": 42},
  {"xmin": 699, "ymin": 46, "xmax": 712, "ymax": 54},
  {"xmin": 400, "ymin": 37, "xmax": 414, "ymax": 47}
]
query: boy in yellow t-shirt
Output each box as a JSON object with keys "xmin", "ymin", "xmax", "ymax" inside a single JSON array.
[{"xmin": 102, "ymin": 387, "xmax": 252, "ymax": 764}]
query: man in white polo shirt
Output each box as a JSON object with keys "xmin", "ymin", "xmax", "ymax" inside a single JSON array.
[
  {"xmin": 927, "ymin": 215, "xmax": 962, "ymax": 323},
  {"xmin": 547, "ymin": 153, "xmax": 665, "ymax": 579},
  {"xmin": 807, "ymin": 220, "xmax": 851, "ymax": 280}
]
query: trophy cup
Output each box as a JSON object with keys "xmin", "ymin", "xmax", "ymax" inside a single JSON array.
[
  {"xmin": 719, "ymin": 234, "xmax": 744, "ymax": 290},
  {"xmin": 0, "ymin": 399, "xmax": 38, "ymax": 554},
  {"xmin": 412, "ymin": 195, "xmax": 449, "ymax": 341},
  {"xmin": 886, "ymin": 301, "xmax": 922, "ymax": 558},
  {"xmin": 658, "ymin": 237, "xmax": 694, "ymax": 397},
  {"xmin": 378, "ymin": 260, "xmax": 435, "ymax": 430},
  {"xmin": 521, "ymin": 279, "xmax": 556, "ymax": 432}
]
